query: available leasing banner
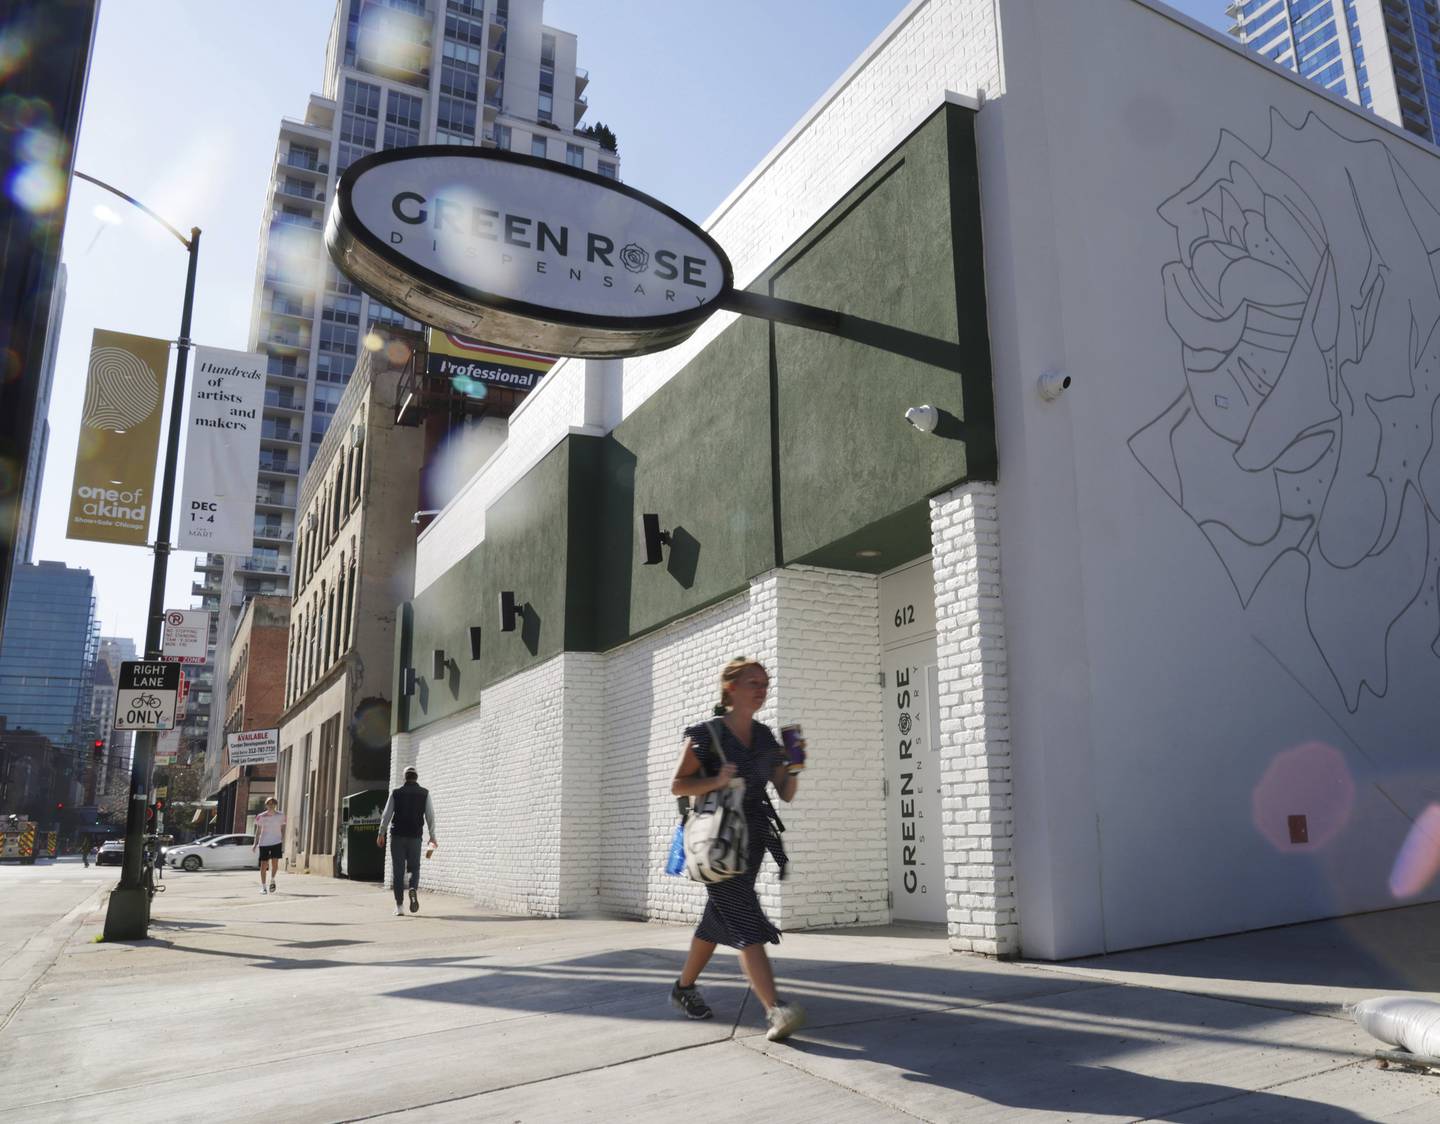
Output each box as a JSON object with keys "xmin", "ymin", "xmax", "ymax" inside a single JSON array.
[
  {"xmin": 177, "ymin": 346, "xmax": 266, "ymax": 553},
  {"xmin": 66, "ymin": 329, "xmax": 170, "ymax": 545}
]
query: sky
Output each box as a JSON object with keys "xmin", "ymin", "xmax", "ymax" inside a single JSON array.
[{"xmin": 32, "ymin": 0, "xmax": 1230, "ymax": 650}]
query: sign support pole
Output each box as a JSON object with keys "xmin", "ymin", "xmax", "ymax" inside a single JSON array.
[{"xmin": 97, "ymin": 185, "xmax": 201, "ymax": 940}]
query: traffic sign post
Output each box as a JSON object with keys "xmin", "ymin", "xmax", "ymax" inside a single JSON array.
[
  {"xmin": 160, "ymin": 609, "xmax": 209, "ymax": 664},
  {"xmin": 113, "ymin": 661, "xmax": 181, "ymax": 731}
]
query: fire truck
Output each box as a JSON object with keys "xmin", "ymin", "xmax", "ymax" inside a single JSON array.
[{"xmin": 0, "ymin": 816, "xmax": 40, "ymax": 864}]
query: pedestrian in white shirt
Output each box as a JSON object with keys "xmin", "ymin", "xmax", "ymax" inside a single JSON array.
[{"xmin": 252, "ymin": 798, "xmax": 285, "ymax": 895}]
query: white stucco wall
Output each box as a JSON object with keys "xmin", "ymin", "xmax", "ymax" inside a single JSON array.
[{"xmin": 987, "ymin": 0, "xmax": 1440, "ymax": 956}]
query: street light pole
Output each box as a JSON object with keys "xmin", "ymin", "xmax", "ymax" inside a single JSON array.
[{"xmin": 74, "ymin": 172, "xmax": 202, "ymax": 941}]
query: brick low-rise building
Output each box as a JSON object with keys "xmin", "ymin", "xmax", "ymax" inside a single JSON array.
[{"xmin": 209, "ymin": 594, "xmax": 290, "ymax": 833}]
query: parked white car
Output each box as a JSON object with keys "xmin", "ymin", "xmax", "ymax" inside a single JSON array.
[{"xmin": 166, "ymin": 834, "xmax": 257, "ymax": 871}]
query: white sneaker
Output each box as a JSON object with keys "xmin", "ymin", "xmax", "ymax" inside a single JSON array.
[
  {"xmin": 393, "ymin": 903, "xmax": 404, "ymax": 916},
  {"xmin": 765, "ymin": 1002, "xmax": 807, "ymax": 1042},
  {"xmin": 259, "ymin": 885, "xmax": 268, "ymax": 895}
]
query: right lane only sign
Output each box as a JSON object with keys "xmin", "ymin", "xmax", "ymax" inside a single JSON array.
[{"xmin": 114, "ymin": 661, "xmax": 181, "ymax": 731}]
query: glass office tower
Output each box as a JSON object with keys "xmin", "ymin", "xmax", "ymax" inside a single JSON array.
[
  {"xmin": 1229, "ymin": 0, "xmax": 1440, "ymax": 144},
  {"xmin": 0, "ymin": 562, "xmax": 98, "ymax": 804}
]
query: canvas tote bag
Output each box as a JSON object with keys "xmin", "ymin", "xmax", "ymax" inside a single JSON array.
[{"xmin": 682, "ymin": 720, "xmax": 749, "ymax": 883}]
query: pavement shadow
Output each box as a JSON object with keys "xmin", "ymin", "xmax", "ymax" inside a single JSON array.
[{"xmin": 375, "ymin": 947, "xmax": 1370, "ymax": 1119}]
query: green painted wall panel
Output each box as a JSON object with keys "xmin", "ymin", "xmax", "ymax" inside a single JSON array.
[
  {"xmin": 398, "ymin": 105, "xmax": 996, "ymax": 732},
  {"xmin": 769, "ymin": 107, "xmax": 989, "ymax": 568},
  {"xmin": 598, "ymin": 312, "xmax": 774, "ymax": 646}
]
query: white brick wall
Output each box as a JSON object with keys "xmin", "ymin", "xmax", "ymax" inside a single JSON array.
[
  {"xmin": 401, "ymin": 566, "xmax": 895, "ymax": 934},
  {"xmin": 771, "ymin": 567, "xmax": 888, "ymax": 930},
  {"xmin": 930, "ymin": 482, "xmax": 1017, "ymax": 956},
  {"xmin": 600, "ymin": 577, "xmax": 780, "ymax": 926}
]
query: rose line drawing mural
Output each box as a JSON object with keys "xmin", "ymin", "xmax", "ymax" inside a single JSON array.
[{"xmin": 1130, "ymin": 110, "xmax": 1440, "ymax": 713}]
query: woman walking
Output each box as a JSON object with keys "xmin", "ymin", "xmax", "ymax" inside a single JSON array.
[{"xmin": 669, "ymin": 657, "xmax": 807, "ymax": 1041}]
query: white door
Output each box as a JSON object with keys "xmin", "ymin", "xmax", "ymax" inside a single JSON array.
[{"xmin": 879, "ymin": 559, "xmax": 946, "ymax": 923}]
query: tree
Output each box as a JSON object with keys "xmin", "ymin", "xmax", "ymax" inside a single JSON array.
[{"xmin": 579, "ymin": 121, "xmax": 618, "ymax": 155}]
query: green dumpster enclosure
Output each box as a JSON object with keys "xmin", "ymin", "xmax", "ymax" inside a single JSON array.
[{"xmin": 339, "ymin": 790, "xmax": 386, "ymax": 881}]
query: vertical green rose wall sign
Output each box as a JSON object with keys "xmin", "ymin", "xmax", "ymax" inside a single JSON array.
[{"xmin": 1130, "ymin": 110, "xmax": 1440, "ymax": 713}]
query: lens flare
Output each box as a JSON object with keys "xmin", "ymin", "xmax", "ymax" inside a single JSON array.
[
  {"xmin": 0, "ymin": 27, "xmax": 33, "ymax": 84},
  {"xmin": 362, "ymin": 332, "xmax": 384, "ymax": 352},
  {"xmin": 1389, "ymin": 804, "xmax": 1440, "ymax": 899},
  {"xmin": 1250, "ymin": 741, "xmax": 1355, "ymax": 851},
  {"xmin": 9, "ymin": 160, "xmax": 63, "ymax": 213}
]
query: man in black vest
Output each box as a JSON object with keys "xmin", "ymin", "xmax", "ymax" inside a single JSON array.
[{"xmin": 376, "ymin": 765, "xmax": 438, "ymax": 915}]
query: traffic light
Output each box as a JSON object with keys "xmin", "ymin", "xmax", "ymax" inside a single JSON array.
[
  {"xmin": 145, "ymin": 804, "xmax": 155, "ymax": 825},
  {"xmin": 92, "ymin": 739, "xmax": 105, "ymax": 757},
  {"xmin": 56, "ymin": 802, "xmax": 64, "ymax": 811},
  {"xmin": 155, "ymin": 797, "xmax": 166, "ymax": 815}
]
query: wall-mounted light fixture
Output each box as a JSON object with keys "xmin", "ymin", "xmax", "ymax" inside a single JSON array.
[
  {"xmin": 400, "ymin": 666, "xmax": 416, "ymax": 697},
  {"xmin": 1037, "ymin": 371, "xmax": 1072, "ymax": 401},
  {"xmin": 499, "ymin": 591, "xmax": 521, "ymax": 632},
  {"xmin": 432, "ymin": 649, "xmax": 446, "ymax": 679},
  {"xmin": 904, "ymin": 404, "xmax": 939, "ymax": 433},
  {"xmin": 411, "ymin": 508, "xmax": 442, "ymax": 525},
  {"xmin": 642, "ymin": 513, "xmax": 672, "ymax": 566},
  {"xmin": 468, "ymin": 626, "xmax": 482, "ymax": 660}
]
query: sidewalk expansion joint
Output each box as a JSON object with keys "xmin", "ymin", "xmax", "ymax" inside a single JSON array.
[{"xmin": 1132, "ymin": 1057, "xmax": 1376, "ymax": 1121}]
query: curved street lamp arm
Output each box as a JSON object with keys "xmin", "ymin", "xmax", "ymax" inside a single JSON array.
[{"xmin": 73, "ymin": 170, "xmax": 194, "ymax": 250}]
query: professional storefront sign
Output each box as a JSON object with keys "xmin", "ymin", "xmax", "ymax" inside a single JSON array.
[
  {"xmin": 226, "ymin": 727, "xmax": 278, "ymax": 767},
  {"xmin": 66, "ymin": 330, "xmax": 169, "ymax": 545},
  {"xmin": 177, "ymin": 346, "xmax": 266, "ymax": 553},
  {"xmin": 327, "ymin": 147, "xmax": 734, "ymax": 358},
  {"xmin": 425, "ymin": 329, "xmax": 556, "ymax": 393}
]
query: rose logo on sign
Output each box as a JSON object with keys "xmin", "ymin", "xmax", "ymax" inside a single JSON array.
[{"xmin": 619, "ymin": 242, "xmax": 649, "ymax": 274}]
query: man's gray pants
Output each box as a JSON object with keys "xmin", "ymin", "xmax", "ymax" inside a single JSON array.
[{"xmin": 390, "ymin": 835, "xmax": 422, "ymax": 901}]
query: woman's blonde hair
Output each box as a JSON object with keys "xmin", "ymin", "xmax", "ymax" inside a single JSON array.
[{"xmin": 712, "ymin": 657, "xmax": 768, "ymax": 716}]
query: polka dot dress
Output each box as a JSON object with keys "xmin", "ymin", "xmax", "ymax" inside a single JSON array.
[{"xmin": 685, "ymin": 718, "xmax": 784, "ymax": 948}]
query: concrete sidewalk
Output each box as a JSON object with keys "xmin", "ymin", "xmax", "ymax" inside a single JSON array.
[{"xmin": 4, "ymin": 871, "xmax": 1439, "ymax": 1122}]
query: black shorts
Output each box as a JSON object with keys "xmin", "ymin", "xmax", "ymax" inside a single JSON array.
[{"xmin": 259, "ymin": 844, "xmax": 283, "ymax": 861}]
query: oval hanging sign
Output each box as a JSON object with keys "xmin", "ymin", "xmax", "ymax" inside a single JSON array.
[{"xmin": 326, "ymin": 146, "xmax": 735, "ymax": 359}]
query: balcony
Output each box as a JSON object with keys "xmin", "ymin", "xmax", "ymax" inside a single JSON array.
[
  {"xmin": 264, "ymin": 361, "xmax": 309, "ymax": 384},
  {"xmin": 575, "ymin": 67, "xmax": 589, "ymax": 95},
  {"xmin": 253, "ymin": 524, "xmax": 294, "ymax": 544},
  {"xmin": 265, "ymin": 331, "xmax": 308, "ymax": 352},
  {"xmin": 258, "ymin": 457, "xmax": 298, "ymax": 476},
  {"xmin": 263, "ymin": 389, "xmax": 304, "ymax": 412},
  {"xmin": 574, "ymin": 93, "xmax": 588, "ymax": 123},
  {"xmin": 194, "ymin": 553, "xmax": 224, "ymax": 573},
  {"xmin": 283, "ymin": 151, "xmax": 328, "ymax": 175},
  {"xmin": 261, "ymin": 420, "xmax": 302, "ymax": 444},
  {"xmin": 276, "ymin": 180, "xmax": 322, "ymax": 204},
  {"xmin": 236, "ymin": 556, "xmax": 290, "ymax": 575}
]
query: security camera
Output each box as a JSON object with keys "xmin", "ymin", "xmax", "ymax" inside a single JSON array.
[
  {"xmin": 904, "ymin": 405, "xmax": 940, "ymax": 433},
  {"xmin": 1038, "ymin": 372, "xmax": 1072, "ymax": 401}
]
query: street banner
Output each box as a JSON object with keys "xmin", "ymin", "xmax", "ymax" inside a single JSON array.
[
  {"xmin": 113, "ymin": 661, "xmax": 181, "ymax": 731},
  {"xmin": 425, "ymin": 329, "xmax": 556, "ymax": 393},
  {"xmin": 227, "ymin": 728, "xmax": 278, "ymax": 767},
  {"xmin": 162, "ymin": 609, "xmax": 210, "ymax": 664},
  {"xmin": 66, "ymin": 329, "xmax": 169, "ymax": 545},
  {"xmin": 177, "ymin": 346, "xmax": 266, "ymax": 553}
]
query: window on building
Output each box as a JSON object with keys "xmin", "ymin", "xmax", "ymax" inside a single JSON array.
[
  {"xmin": 384, "ymin": 90, "xmax": 424, "ymax": 149},
  {"xmin": 566, "ymin": 143, "xmax": 583, "ymax": 168},
  {"xmin": 597, "ymin": 160, "xmax": 617, "ymax": 180},
  {"xmin": 436, "ymin": 95, "xmax": 476, "ymax": 138},
  {"xmin": 531, "ymin": 135, "xmax": 547, "ymax": 158},
  {"xmin": 495, "ymin": 124, "xmax": 511, "ymax": 149}
]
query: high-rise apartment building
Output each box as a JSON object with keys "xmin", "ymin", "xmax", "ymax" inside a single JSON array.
[
  {"xmin": 193, "ymin": 0, "xmax": 616, "ymax": 773},
  {"xmin": 1229, "ymin": 0, "xmax": 1440, "ymax": 143}
]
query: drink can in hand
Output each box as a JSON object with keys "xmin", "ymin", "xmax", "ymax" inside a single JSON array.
[{"xmin": 781, "ymin": 724, "xmax": 805, "ymax": 769}]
